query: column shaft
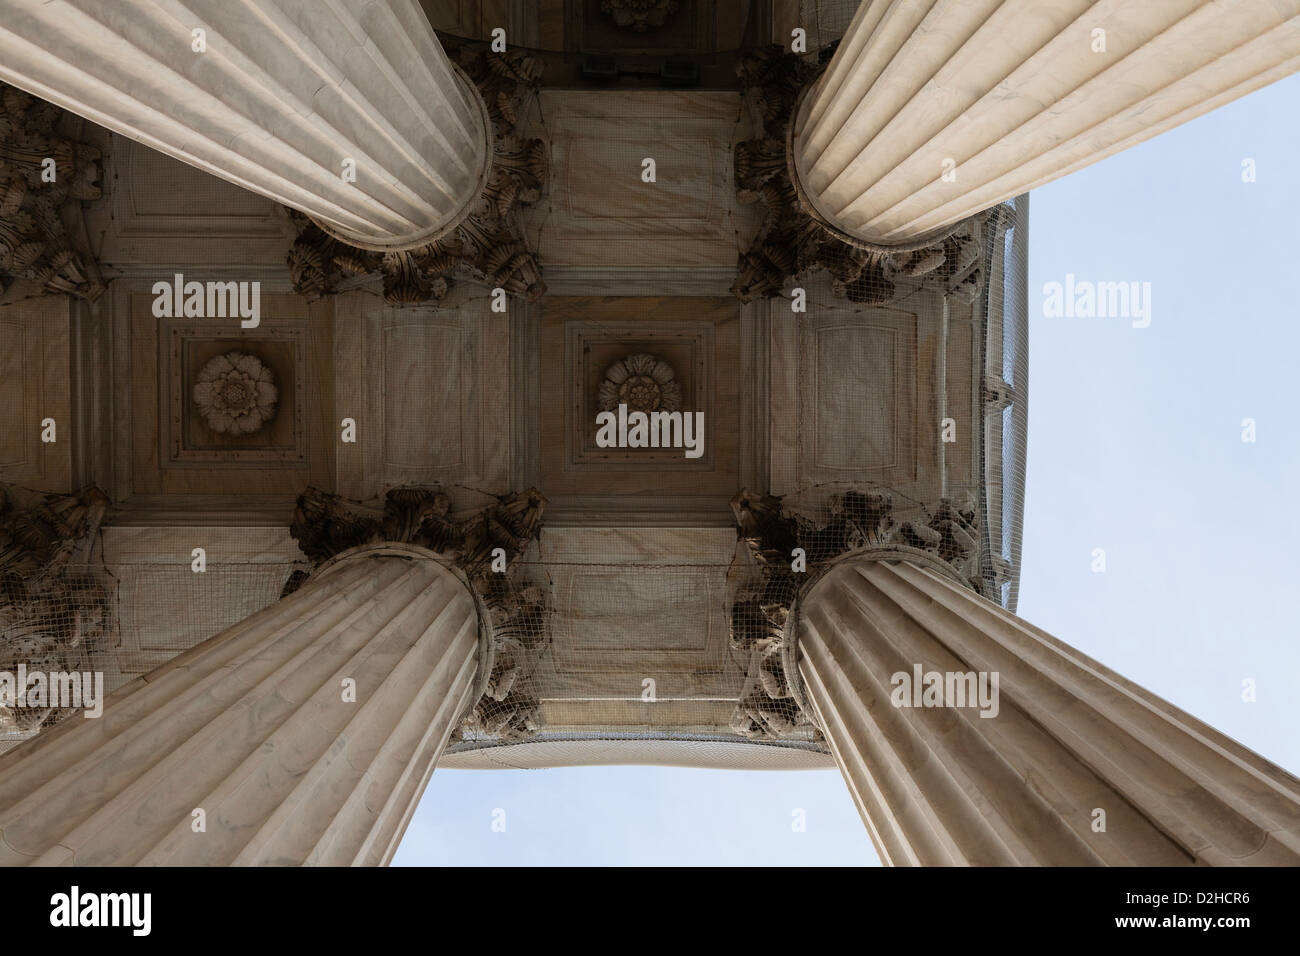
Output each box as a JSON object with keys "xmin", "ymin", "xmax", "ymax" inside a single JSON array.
[
  {"xmin": 792, "ymin": 0, "xmax": 1300, "ymax": 245},
  {"xmin": 0, "ymin": 0, "xmax": 490, "ymax": 250},
  {"xmin": 798, "ymin": 559, "xmax": 1300, "ymax": 865},
  {"xmin": 0, "ymin": 545, "xmax": 481, "ymax": 866}
]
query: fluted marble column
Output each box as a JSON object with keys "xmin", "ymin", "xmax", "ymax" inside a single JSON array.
[
  {"xmin": 797, "ymin": 558, "xmax": 1300, "ymax": 865},
  {"xmin": 792, "ymin": 0, "xmax": 1300, "ymax": 245},
  {"xmin": 0, "ymin": 544, "xmax": 483, "ymax": 866},
  {"xmin": 0, "ymin": 0, "xmax": 490, "ymax": 250}
]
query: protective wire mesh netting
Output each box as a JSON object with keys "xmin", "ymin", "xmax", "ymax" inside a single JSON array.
[
  {"xmin": 0, "ymin": 190, "xmax": 1026, "ymax": 759},
  {"xmin": 436, "ymin": 179, "xmax": 1028, "ymax": 760},
  {"xmin": 0, "ymin": 4, "xmax": 1027, "ymax": 763},
  {"xmin": 452, "ymin": 550, "xmax": 762, "ymax": 750},
  {"xmin": 0, "ymin": 566, "xmax": 109, "ymax": 742},
  {"xmin": 424, "ymin": 6, "xmax": 1023, "ymax": 756},
  {"xmin": 0, "ymin": 485, "xmax": 109, "ymax": 752},
  {"xmin": 0, "ymin": 551, "xmax": 301, "ymax": 755}
]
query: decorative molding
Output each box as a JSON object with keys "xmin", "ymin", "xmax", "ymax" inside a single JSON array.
[
  {"xmin": 114, "ymin": 284, "xmax": 333, "ymax": 502},
  {"xmin": 731, "ymin": 47, "xmax": 985, "ymax": 306},
  {"xmin": 333, "ymin": 297, "xmax": 510, "ymax": 500},
  {"xmin": 164, "ymin": 321, "xmax": 307, "ymax": 467},
  {"xmin": 565, "ymin": 0, "xmax": 716, "ymax": 55},
  {"xmin": 286, "ymin": 486, "xmax": 552, "ymax": 743},
  {"xmin": 538, "ymin": 265, "xmax": 739, "ymax": 297},
  {"xmin": 286, "ymin": 46, "xmax": 547, "ymax": 306},
  {"xmin": 600, "ymin": 0, "xmax": 680, "ymax": 32},
  {"xmin": 725, "ymin": 486, "xmax": 984, "ymax": 740},
  {"xmin": 100, "ymin": 525, "xmax": 303, "ymax": 678},
  {"xmin": 103, "ymin": 264, "xmax": 297, "ymax": 289},
  {"xmin": 0, "ymin": 296, "xmax": 72, "ymax": 492},
  {"xmin": 738, "ymin": 297, "xmax": 770, "ymax": 495},
  {"xmin": 535, "ymin": 526, "xmax": 742, "ymax": 704},
  {"xmin": 561, "ymin": 313, "xmax": 716, "ymax": 472},
  {"xmin": 536, "ymin": 296, "xmax": 746, "ymax": 517},
  {"xmin": 530, "ymin": 90, "xmax": 747, "ymax": 269},
  {"xmin": 106, "ymin": 495, "xmax": 298, "ymax": 526},
  {"xmin": 0, "ymin": 483, "xmax": 111, "ymax": 733},
  {"xmin": 597, "ymin": 353, "xmax": 682, "ymax": 414},
  {"xmin": 0, "ymin": 83, "xmax": 103, "ymax": 301},
  {"xmin": 192, "ymin": 352, "xmax": 278, "ymax": 437},
  {"xmin": 90, "ymin": 136, "xmax": 296, "ymax": 270},
  {"xmin": 797, "ymin": 306, "xmax": 919, "ymax": 488}
]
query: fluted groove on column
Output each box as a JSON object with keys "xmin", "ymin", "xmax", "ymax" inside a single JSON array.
[
  {"xmin": 0, "ymin": 544, "xmax": 483, "ymax": 866},
  {"xmin": 727, "ymin": 488, "xmax": 987, "ymax": 742},
  {"xmin": 285, "ymin": 46, "xmax": 547, "ymax": 304},
  {"xmin": 797, "ymin": 558, "xmax": 1300, "ymax": 866},
  {"xmin": 288, "ymin": 487, "xmax": 550, "ymax": 746},
  {"xmin": 731, "ymin": 47, "xmax": 994, "ymax": 307},
  {"xmin": 792, "ymin": 0, "xmax": 1300, "ymax": 245},
  {"xmin": 0, "ymin": 0, "xmax": 491, "ymax": 250}
]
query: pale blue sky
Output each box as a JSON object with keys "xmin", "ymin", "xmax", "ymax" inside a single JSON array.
[{"xmin": 393, "ymin": 72, "xmax": 1300, "ymax": 867}]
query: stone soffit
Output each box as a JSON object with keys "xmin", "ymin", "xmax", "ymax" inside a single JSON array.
[
  {"xmin": 80, "ymin": 79, "xmax": 976, "ymax": 528},
  {"xmin": 46, "ymin": 67, "xmax": 988, "ymax": 750},
  {"xmin": 534, "ymin": 294, "xmax": 751, "ymax": 519}
]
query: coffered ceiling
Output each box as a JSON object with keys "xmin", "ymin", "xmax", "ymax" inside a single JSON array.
[
  {"xmin": 422, "ymin": 0, "xmax": 754, "ymax": 54},
  {"xmin": 0, "ymin": 41, "xmax": 984, "ymax": 754},
  {"xmin": 10, "ymin": 84, "xmax": 973, "ymax": 529}
]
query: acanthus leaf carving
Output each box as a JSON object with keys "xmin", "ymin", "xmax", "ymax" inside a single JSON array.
[
  {"xmin": 193, "ymin": 351, "xmax": 278, "ymax": 436},
  {"xmin": 601, "ymin": 0, "xmax": 681, "ymax": 32},
  {"xmin": 0, "ymin": 483, "xmax": 112, "ymax": 734},
  {"xmin": 287, "ymin": 486, "xmax": 552, "ymax": 743},
  {"xmin": 0, "ymin": 83, "xmax": 104, "ymax": 301},
  {"xmin": 732, "ymin": 47, "xmax": 987, "ymax": 307},
  {"xmin": 726, "ymin": 487, "xmax": 985, "ymax": 740},
  {"xmin": 286, "ymin": 45, "xmax": 547, "ymax": 307},
  {"xmin": 598, "ymin": 352, "xmax": 682, "ymax": 413}
]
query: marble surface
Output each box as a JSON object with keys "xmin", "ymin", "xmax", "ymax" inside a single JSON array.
[
  {"xmin": 333, "ymin": 291, "xmax": 511, "ymax": 502},
  {"xmin": 527, "ymin": 90, "xmax": 755, "ymax": 268},
  {"xmin": 0, "ymin": 297, "xmax": 71, "ymax": 492}
]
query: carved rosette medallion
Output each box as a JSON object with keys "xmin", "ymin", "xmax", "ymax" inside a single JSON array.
[
  {"xmin": 597, "ymin": 353, "xmax": 682, "ymax": 413},
  {"xmin": 192, "ymin": 351, "xmax": 278, "ymax": 436}
]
